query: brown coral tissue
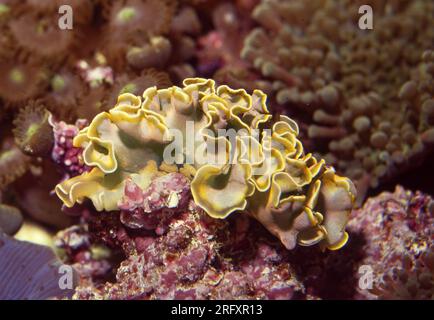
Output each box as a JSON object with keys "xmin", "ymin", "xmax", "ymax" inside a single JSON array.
[{"xmin": 0, "ymin": 0, "xmax": 433, "ymax": 303}]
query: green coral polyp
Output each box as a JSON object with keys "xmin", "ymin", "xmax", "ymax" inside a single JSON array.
[
  {"xmin": 55, "ymin": 78, "xmax": 356, "ymax": 250},
  {"xmin": 13, "ymin": 103, "xmax": 54, "ymax": 156},
  {"xmin": 117, "ymin": 7, "xmax": 137, "ymax": 23},
  {"xmin": 119, "ymin": 83, "xmax": 138, "ymax": 95},
  {"xmin": 0, "ymin": 4, "xmax": 10, "ymax": 16},
  {"xmin": 9, "ymin": 69, "xmax": 24, "ymax": 84},
  {"xmin": 51, "ymin": 75, "xmax": 66, "ymax": 92}
]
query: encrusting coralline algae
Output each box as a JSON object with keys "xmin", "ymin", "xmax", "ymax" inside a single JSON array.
[{"xmin": 54, "ymin": 182, "xmax": 432, "ymax": 299}]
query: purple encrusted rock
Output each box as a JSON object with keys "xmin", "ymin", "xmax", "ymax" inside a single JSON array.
[
  {"xmin": 349, "ymin": 186, "xmax": 434, "ymax": 299},
  {"xmin": 284, "ymin": 186, "xmax": 433, "ymax": 300},
  {"xmin": 51, "ymin": 118, "xmax": 90, "ymax": 178},
  {"xmin": 54, "ymin": 225, "xmax": 113, "ymax": 281},
  {"xmin": 119, "ymin": 173, "xmax": 191, "ymax": 233},
  {"xmin": 68, "ymin": 200, "xmax": 306, "ymax": 300}
]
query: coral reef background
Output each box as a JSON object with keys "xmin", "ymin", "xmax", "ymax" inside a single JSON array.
[{"xmin": 0, "ymin": 0, "xmax": 432, "ymax": 300}]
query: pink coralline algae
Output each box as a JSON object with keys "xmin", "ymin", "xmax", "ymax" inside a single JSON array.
[
  {"xmin": 286, "ymin": 186, "xmax": 434, "ymax": 300},
  {"xmin": 55, "ymin": 171, "xmax": 433, "ymax": 300},
  {"xmin": 348, "ymin": 186, "xmax": 433, "ymax": 299},
  {"xmin": 251, "ymin": 186, "xmax": 434, "ymax": 300},
  {"xmin": 51, "ymin": 118, "xmax": 90, "ymax": 178},
  {"xmin": 58, "ymin": 174, "xmax": 307, "ymax": 300},
  {"xmin": 55, "ymin": 225, "xmax": 113, "ymax": 282},
  {"xmin": 71, "ymin": 207, "xmax": 306, "ymax": 300},
  {"xmin": 118, "ymin": 173, "xmax": 191, "ymax": 233}
]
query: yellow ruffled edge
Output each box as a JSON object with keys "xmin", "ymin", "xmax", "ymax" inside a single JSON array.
[
  {"xmin": 55, "ymin": 78, "xmax": 356, "ymax": 251},
  {"xmin": 55, "ymin": 161, "xmax": 159, "ymax": 212}
]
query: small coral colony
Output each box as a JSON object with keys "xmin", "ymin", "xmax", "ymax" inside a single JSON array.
[{"xmin": 0, "ymin": 0, "xmax": 432, "ymax": 300}]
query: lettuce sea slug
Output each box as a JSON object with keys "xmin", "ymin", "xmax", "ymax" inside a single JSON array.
[{"xmin": 55, "ymin": 78, "xmax": 356, "ymax": 250}]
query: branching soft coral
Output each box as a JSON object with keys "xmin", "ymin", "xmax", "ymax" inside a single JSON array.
[
  {"xmin": 55, "ymin": 78, "xmax": 356, "ymax": 251},
  {"xmin": 241, "ymin": 0, "xmax": 434, "ymax": 196}
]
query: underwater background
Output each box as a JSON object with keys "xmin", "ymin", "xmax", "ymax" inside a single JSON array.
[{"xmin": 0, "ymin": 0, "xmax": 433, "ymax": 300}]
